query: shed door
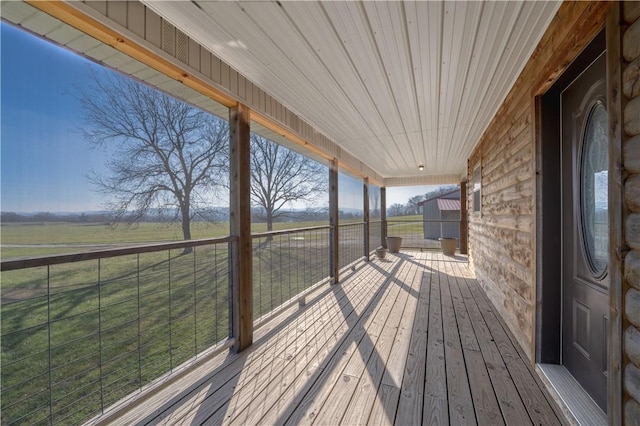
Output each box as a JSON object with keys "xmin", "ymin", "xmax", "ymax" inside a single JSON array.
[{"xmin": 561, "ymin": 52, "xmax": 608, "ymax": 412}]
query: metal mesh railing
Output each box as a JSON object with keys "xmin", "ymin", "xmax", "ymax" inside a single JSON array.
[
  {"xmin": 0, "ymin": 238, "xmax": 232, "ymax": 425},
  {"xmin": 252, "ymin": 226, "xmax": 330, "ymax": 322},
  {"xmin": 0, "ymin": 217, "xmax": 440, "ymax": 424},
  {"xmin": 368, "ymin": 220, "xmax": 382, "ymax": 253},
  {"xmin": 386, "ymin": 220, "xmax": 461, "ymax": 249},
  {"xmin": 338, "ymin": 222, "xmax": 366, "ymax": 269}
]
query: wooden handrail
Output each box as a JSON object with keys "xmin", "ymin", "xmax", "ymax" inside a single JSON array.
[
  {"xmin": 387, "ymin": 219, "xmax": 461, "ymax": 223},
  {"xmin": 1, "ymin": 221, "xmax": 373, "ymax": 271},
  {"xmin": 1, "ymin": 236, "xmax": 236, "ymax": 271},
  {"xmin": 251, "ymin": 225, "xmax": 331, "ymax": 239}
]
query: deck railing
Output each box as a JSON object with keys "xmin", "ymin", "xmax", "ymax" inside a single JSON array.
[
  {"xmin": 0, "ymin": 238, "xmax": 233, "ymax": 425},
  {"xmin": 0, "ymin": 218, "xmax": 460, "ymax": 424},
  {"xmin": 252, "ymin": 226, "xmax": 330, "ymax": 325},
  {"xmin": 251, "ymin": 222, "xmax": 373, "ymax": 325},
  {"xmin": 338, "ymin": 222, "xmax": 366, "ymax": 269},
  {"xmin": 386, "ymin": 219, "xmax": 461, "ymax": 249},
  {"xmin": 368, "ymin": 220, "xmax": 383, "ymax": 253}
]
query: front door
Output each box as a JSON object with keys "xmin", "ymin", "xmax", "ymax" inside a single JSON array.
[{"xmin": 561, "ymin": 52, "xmax": 608, "ymax": 411}]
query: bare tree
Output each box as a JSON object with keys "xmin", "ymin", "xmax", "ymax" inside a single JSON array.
[
  {"xmin": 422, "ymin": 184, "xmax": 459, "ymax": 201},
  {"xmin": 408, "ymin": 195, "xmax": 425, "ymax": 215},
  {"xmin": 250, "ymin": 134, "xmax": 327, "ymax": 231},
  {"xmin": 80, "ymin": 72, "xmax": 228, "ymax": 249},
  {"xmin": 370, "ymin": 187, "xmax": 381, "ymax": 218},
  {"xmin": 388, "ymin": 203, "xmax": 406, "ymax": 217}
]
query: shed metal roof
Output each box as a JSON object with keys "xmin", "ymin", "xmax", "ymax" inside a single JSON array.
[
  {"xmin": 437, "ymin": 198, "xmax": 461, "ymax": 211},
  {"xmin": 418, "ymin": 188, "xmax": 460, "ymax": 206}
]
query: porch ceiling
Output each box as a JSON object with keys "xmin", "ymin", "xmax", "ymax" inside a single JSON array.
[{"xmin": 143, "ymin": 1, "xmax": 560, "ymax": 182}]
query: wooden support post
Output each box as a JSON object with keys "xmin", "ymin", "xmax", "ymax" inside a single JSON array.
[
  {"xmin": 460, "ymin": 180, "xmax": 469, "ymax": 255},
  {"xmin": 364, "ymin": 178, "xmax": 370, "ymax": 261},
  {"xmin": 606, "ymin": 4, "xmax": 624, "ymax": 423},
  {"xmin": 329, "ymin": 159, "xmax": 339, "ymax": 284},
  {"xmin": 381, "ymin": 187, "xmax": 387, "ymax": 249},
  {"xmin": 230, "ymin": 103, "xmax": 252, "ymax": 352}
]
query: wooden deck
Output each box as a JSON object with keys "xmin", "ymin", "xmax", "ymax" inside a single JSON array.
[{"xmin": 106, "ymin": 252, "xmax": 564, "ymax": 425}]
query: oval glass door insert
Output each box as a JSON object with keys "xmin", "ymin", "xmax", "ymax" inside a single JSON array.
[{"xmin": 580, "ymin": 102, "xmax": 608, "ymax": 277}]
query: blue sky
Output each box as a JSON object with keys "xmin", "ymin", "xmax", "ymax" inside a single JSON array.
[
  {"xmin": 1, "ymin": 22, "xmax": 110, "ymax": 212},
  {"xmin": 1, "ymin": 23, "xmax": 440, "ymax": 214}
]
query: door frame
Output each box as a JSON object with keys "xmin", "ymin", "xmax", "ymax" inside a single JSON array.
[
  {"xmin": 535, "ymin": 15, "xmax": 622, "ymax": 421},
  {"xmin": 536, "ymin": 28, "xmax": 606, "ymax": 365}
]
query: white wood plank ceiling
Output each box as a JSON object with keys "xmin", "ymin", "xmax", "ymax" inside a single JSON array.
[{"xmin": 143, "ymin": 0, "xmax": 561, "ymax": 182}]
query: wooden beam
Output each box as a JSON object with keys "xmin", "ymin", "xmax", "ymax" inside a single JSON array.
[
  {"xmin": 606, "ymin": 3, "xmax": 625, "ymax": 424},
  {"xmin": 460, "ymin": 181, "xmax": 469, "ymax": 255},
  {"xmin": 329, "ymin": 159, "xmax": 339, "ymax": 284},
  {"xmin": 26, "ymin": 0, "xmax": 237, "ymax": 107},
  {"xmin": 381, "ymin": 187, "xmax": 387, "ymax": 249},
  {"xmin": 364, "ymin": 178, "xmax": 370, "ymax": 261},
  {"xmin": 250, "ymin": 113, "xmax": 384, "ymax": 187},
  {"xmin": 229, "ymin": 103, "xmax": 252, "ymax": 352}
]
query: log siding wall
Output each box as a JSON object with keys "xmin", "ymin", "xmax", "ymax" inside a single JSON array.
[
  {"xmin": 467, "ymin": 2, "xmax": 609, "ymax": 359},
  {"xmin": 469, "ymin": 2, "xmax": 640, "ymax": 419},
  {"xmin": 623, "ymin": 1, "xmax": 640, "ymax": 422}
]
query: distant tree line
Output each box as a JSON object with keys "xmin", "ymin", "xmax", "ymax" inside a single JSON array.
[
  {"xmin": 1, "ymin": 211, "xmax": 113, "ymax": 224},
  {"xmin": 0, "ymin": 208, "xmax": 229, "ymax": 225},
  {"xmin": 3, "ymin": 185, "xmax": 460, "ymax": 223}
]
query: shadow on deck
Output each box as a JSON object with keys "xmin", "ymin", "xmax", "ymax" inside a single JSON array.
[{"xmin": 95, "ymin": 251, "xmax": 564, "ymax": 425}]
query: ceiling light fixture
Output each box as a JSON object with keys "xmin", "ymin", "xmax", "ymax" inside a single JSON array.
[{"xmin": 418, "ymin": 165, "xmax": 424, "ymax": 171}]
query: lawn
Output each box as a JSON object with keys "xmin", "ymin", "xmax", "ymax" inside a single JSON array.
[
  {"xmin": 386, "ymin": 215, "xmax": 424, "ymax": 233},
  {"xmin": 0, "ymin": 220, "xmax": 331, "ymax": 260},
  {"xmin": 1, "ymin": 220, "xmax": 342, "ymax": 425},
  {"xmin": 1, "ymin": 244, "xmax": 231, "ymax": 424},
  {"xmin": 386, "ymin": 215, "xmax": 446, "ymax": 249}
]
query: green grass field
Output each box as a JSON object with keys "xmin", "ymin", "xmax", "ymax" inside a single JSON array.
[
  {"xmin": 387, "ymin": 215, "xmax": 424, "ymax": 235},
  {"xmin": 386, "ymin": 215, "xmax": 452, "ymax": 249},
  {"xmin": 0, "ymin": 220, "xmax": 341, "ymax": 425},
  {"xmin": 1, "ymin": 244, "xmax": 232, "ymax": 424},
  {"xmin": 0, "ymin": 217, "xmax": 427, "ymax": 424},
  {"xmin": 0, "ymin": 220, "xmax": 332, "ymax": 260}
]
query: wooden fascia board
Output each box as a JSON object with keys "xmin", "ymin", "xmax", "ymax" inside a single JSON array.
[{"xmin": 26, "ymin": 0, "xmax": 237, "ymax": 107}]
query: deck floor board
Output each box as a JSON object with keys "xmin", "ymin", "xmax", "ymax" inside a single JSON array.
[
  {"xmin": 100, "ymin": 252, "xmax": 564, "ymax": 426},
  {"xmin": 423, "ymin": 259, "xmax": 448, "ymax": 425}
]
